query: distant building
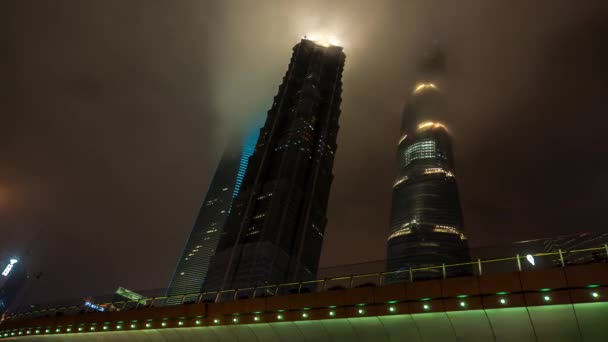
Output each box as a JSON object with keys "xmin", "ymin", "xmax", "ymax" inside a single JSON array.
[
  {"xmin": 112, "ymin": 286, "xmax": 146, "ymax": 304},
  {"xmin": 0, "ymin": 257, "xmax": 26, "ymax": 314},
  {"xmin": 387, "ymin": 47, "xmax": 470, "ymax": 280},
  {"xmin": 166, "ymin": 126, "xmax": 260, "ymax": 302},
  {"xmin": 204, "ymin": 38, "xmax": 346, "ymax": 294}
]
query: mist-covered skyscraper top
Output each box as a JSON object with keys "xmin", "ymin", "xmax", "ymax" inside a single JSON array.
[
  {"xmin": 387, "ymin": 46, "xmax": 470, "ymax": 279},
  {"xmin": 166, "ymin": 124, "xmax": 260, "ymax": 302},
  {"xmin": 204, "ymin": 37, "xmax": 345, "ymax": 293}
]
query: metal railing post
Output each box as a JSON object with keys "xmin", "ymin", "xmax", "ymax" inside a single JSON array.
[
  {"xmin": 558, "ymin": 249, "xmax": 565, "ymax": 267},
  {"xmin": 196, "ymin": 293, "xmax": 203, "ymax": 304},
  {"xmin": 214, "ymin": 291, "xmax": 221, "ymax": 303},
  {"xmin": 252, "ymin": 287, "xmax": 258, "ymax": 299},
  {"xmin": 322, "ymin": 278, "xmax": 328, "ymax": 291},
  {"xmin": 516, "ymin": 254, "xmax": 522, "ymax": 271},
  {"xmin": 604, "ymin": 244, "xmax": 608, "ymax": 258},
  {"xmin": 233, "ymin": 289, "xmax": 239, "ymax": 301},
  {"xmin": 349, "ymin": 275, "xmax": 354, "ymax": 288},
  {"xmin": 378, "ymin": 272, "xmax": 383, "ymax": 287},
  {"xmin": 409, "ymin": 267, "xmax": 414, "ymax": 282},
  {"xmin": 477, "ymin": 259, "xmax": 482, "ymax": 276},
  {"xmin": 297, "ymin": 282, "xmax": 303, "ymax": 294},
  {"xmin": 442, "ymin": 264, "xmax": 447, "ymax": 279}
]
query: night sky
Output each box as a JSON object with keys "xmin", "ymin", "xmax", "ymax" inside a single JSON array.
[{"xmin": 2, "ymin": 1, "xmax": 608, "ymax": 304}]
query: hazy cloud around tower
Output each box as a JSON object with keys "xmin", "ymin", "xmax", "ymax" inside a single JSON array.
[{"xmin": 1, "ymin": 0, "xmax": 607, "ymax": 304}]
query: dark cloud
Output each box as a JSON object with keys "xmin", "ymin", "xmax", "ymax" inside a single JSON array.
[{"xmin": 1, "ymin": 0, "xmax": 607, "ymax": 304}]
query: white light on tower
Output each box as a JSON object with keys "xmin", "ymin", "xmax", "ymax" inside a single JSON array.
[{"xmin": 2, "ymin": 259, "xmax": 18, "ymax": 277}]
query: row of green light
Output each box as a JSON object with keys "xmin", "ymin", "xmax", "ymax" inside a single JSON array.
[
  {"xmin": 0, "ymin": 317, "xmax": 207, "ymax": 337},
  {"xmin": 420, "ymin": 288, "xmax": 603, "ymax": 311},
  {"xmin": 1, "ymin": 288, "xmax": 603, "ymax": 338}
]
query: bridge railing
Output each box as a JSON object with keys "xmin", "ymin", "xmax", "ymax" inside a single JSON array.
[{"xmin": 5, "ymin": 244, "xmax": 608, "ymax": 322}]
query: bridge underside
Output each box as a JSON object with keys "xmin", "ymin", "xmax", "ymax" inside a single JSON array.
[{"xmin": 5, "ymin": 303, "xmax": 608, "ymax": 341}]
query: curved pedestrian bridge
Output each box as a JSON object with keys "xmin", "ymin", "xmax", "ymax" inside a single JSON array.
[{"xmin": 2, "ymin": 263, "xmax": 607, "ymax": 341}]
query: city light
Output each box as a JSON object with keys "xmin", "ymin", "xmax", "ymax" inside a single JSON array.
[
  {"xmin": 417, "ymin": 121, "xmax": 447, "ymax": 131},
  {"xmin": 277, "ymin": 314, "xmax": 283, "ymax": 320},
  {"xmin": 499, "ymin": 298, "xmax": 507, "ymax": 305},
  {"xmin": 591, "ymin": 292, "xmax": 600, "ymax": 298},
  {"xmin": 304, "ymin": 34, "xmax": 340, "ymax": 48},
  {"xmin": 213, "ymin": 319, "xmax": 220, "ymax": 324},
  {"xmin": 413, "ymin": 83, "xmax": 439, "ymax": 94},
  {"xmin": 423, "ymin": 304, "xmax": 430, "ymax": 310},
  {"xmin": 459, "ymin": 301, "xmax": 467, "ymax": 308},
  {"xmin": 329, "ymin": 311, "xmax": 335, "ymax": 317},
  {"xmin": 1, "ymin": 259, "xmax": 18, "ymax": 277},
  {"xmin": 389, "ymin": 306, "xmax": 396, "ymax": 313},
  {"xmin": 526, "ymin": 254, "xmax": 535, "ymax": 266},
  {"xmin": 254, "ymin": 316, "xmax": 260, "ymax": 321},
  {"xmin": 543, "ymin": 295, "xmax": 551, "ymax": 302},
  {"xmin": 84, "ymin": 301, "xmax": 105, "ymax": 312},
  {"xmin": 358, "ymin": 308, "xmax": 365, "ymax": 315}
]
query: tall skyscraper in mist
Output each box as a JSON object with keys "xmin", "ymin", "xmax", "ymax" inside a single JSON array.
[
  {"xmin": 204, "ymin": 38, "xmax": 345, "ymax": 293},
  {"xmin": 387, "ymin": 47, "xmax": 470, "ymax": 279},
  {"xmin": 166, "ymin": 126, "xmax": 259, "ymax": 301}
]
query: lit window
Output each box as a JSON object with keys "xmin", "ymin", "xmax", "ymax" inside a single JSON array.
[
  {"xmin": 432, "ymin": 225, "xmax": 460, "ymax": 235},
  {"xmin": 388, "ymin": 227, "xmax": 412, "ymax": 240},
  {"xmin": 393, "ymin": 176, "xmax": 409, "ymax": 188},
  {"xmin": 404, "ymin": 140, "xmax": 443, "ymax": 166}
]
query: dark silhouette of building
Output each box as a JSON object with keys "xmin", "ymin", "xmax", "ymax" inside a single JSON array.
[
  {"xmin": 204, "ymin": 38, "xmax": 345, "ymax": 294},
  {"xmin": 387, "ymin": 46, "xmax": 470, "ymax": 280},
  {"xmin": 166, "ymin": 126, "xmax": 260, "ymax": 302},
  {"xmin": 0, "ymin": 257, "xmax": 26, "ymax": 314}
]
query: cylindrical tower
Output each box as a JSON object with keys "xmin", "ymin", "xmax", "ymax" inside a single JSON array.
[{"xmin": 387, "ymin": 47, "xmax": 470, "ymax": 280}]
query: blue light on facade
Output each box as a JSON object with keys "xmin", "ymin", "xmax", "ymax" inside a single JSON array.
[{"xmin": 233, "ymin": 127, "xmax": 260, "ymax": 198}]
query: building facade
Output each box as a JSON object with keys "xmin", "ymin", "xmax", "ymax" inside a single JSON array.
[
  {"xmin": 166, "ymin": 127, "xmax": 259, "ymax": 301},
  {"xmin": 0, "ymin": 257, "xmax": 26, "ymax": 314},
  {"xmin": 204, "ymin": 38, "xmax": 345, "ymax": 294},
  {"xmin": 387, "ymin": 48, "xmax": 470, "ymax": 280}
]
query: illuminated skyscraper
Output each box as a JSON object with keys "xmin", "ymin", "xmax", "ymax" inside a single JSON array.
[
  {"xmin": 387, "ymin": 47, "xmax": 470, "ymax": 279},
  {"xmin": 204, "ymin": 38, "xmax": 345, "ymax": 294},
  {"xmin": 0, "ymin": 257, "xmax": 26, "ymax": 314},
  {"xmin": 167, "ymin": 126, "xmax": 260, "ymax": 302}
]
